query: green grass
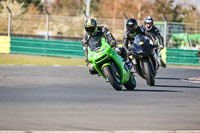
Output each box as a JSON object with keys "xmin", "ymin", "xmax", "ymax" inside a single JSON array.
[
  {"xmin": 1, "ymin": 53, "xmax": 199, "ymax": 69},
  {"xmin": 0, "ymin": 54, "xmax": 86, "ymax": 66}
]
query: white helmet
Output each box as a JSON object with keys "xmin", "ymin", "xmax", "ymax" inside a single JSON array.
[{"xmin": 144, "ymin": 16, "xmax": 154, "ymax": 30}]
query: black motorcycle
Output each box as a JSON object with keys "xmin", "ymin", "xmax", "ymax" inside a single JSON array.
[{"xmin": 131, "ymin": 34, "xmax": 159, "ymax": 86}]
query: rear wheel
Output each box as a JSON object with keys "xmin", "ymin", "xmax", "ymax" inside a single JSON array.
[
  {"xmin": 102, "ymin": 65, "xmax": 122, "ymax": 91},
  {"xmin": 143, "ymin": 61, "xmax": 155, "ymax": 86},
  {"xmin": 124, "ymin": 74, "xmax": 136, "ymax": 90}
]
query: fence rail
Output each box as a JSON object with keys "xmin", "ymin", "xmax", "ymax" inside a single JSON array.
[
  {"xmin": 166, "ymin": 48, "xmax": 199, "ymax": 65},
  {"xmin": 0, "ymin": 14, "xmax": 200, "ymax": 49},
  {"xmin": 0, "ymin": 14, "xmax": 200, "ymax": 66}
]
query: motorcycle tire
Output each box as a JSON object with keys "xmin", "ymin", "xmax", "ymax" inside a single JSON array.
[
  {"xmin": 135, "ymin": 64, "xmax": 146, "ymax": 79},
  {"xmin": 124, "ymin": 74, "xmax": 136, "ymax": 91},
  {"xmin": 160, "ymin": 59, "xmax": 166, "ymax": 68},
  {"xmin": 102, "ymin": 65, "xmax": 122, "ymax": 91},
  {"xmin": 143, "ymin": 61, "xmax": 155, "ymax": 86}
]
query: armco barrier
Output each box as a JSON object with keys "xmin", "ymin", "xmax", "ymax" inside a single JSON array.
[
  {"xmin": 166, "ymin": 48, "xmax": 200, "ymax": 66},
  {"xmin": 10, "ymin": 37, "xmax": 84, "ymax": 58},
  {"xmin": 1, "ymin": 36, "xmax": 199, "ymax": 66}
]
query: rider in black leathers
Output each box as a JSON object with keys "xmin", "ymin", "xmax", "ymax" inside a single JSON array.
[
  {"xmin": 123, "ymin": 18, "xmax": 155, "ymax": 56},
  {"xmin": 141, "ymin": 16, "xmax": 164, "ymax": 49},
  {"xmin": 142, "ymin": 16, "xmax": 166, "ymax": 67}
]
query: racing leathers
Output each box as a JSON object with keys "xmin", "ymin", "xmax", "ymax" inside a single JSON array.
[
  {"xmin": 82, "ymin": 26, "xmax": 117, "ymax": 63},
  {"xmin": 141, "ymin": 25, "xmax": 164, "ymax": 49},
  {"xmin": 123, "ymin": 26, "xmax": 155, "ymax": 55},
  {"xmin": 82, "ymin": 26, "xmax": 118, "ymax": 74}
]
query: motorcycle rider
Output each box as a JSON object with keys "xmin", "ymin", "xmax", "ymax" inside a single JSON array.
[
  {"xmin": 123, "ymin": 18, "xmax": 156, "ymax": 53},
  {"xmin": 123, "ymin": 18, "xmax": 155, "ymax": 60},
  {"xmin": 142, "ymin": 16, "xmax": 165, "ymax": 67},
  {"xmin": 82, "ymin": 18, "xmax": 128, "ymax": 74},
  {"xmin": 142, "ymin": 16, "xmax": 164, "ymax": 49},
  {"xmin": 123, "ymin": 18, "xmax": 161, "ymax": 72}
]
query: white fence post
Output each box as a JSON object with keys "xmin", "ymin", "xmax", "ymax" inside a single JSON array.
[
  {"xmin": 6, "ymin": 6, "xmax": 12, "ymax": 37},
  {"xmin": 44, "ymin": 9, "xmax": 50, "ymax": 40},
  {"xmin": 162, "ymin": 14, "xmax": 168, "ymax": 47},
  {"xmin": 86, "ymin": 0, "xmax": 90, "ymax": 19}
]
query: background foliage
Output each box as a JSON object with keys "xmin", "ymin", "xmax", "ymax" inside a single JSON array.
[{"xmin": 0, "ymin": 0, "xmax": 199, "ymax": 22}]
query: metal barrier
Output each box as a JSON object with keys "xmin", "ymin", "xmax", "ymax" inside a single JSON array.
[
  {"xmin": 10, "ymin": 37, "xmax": 84, "ymax": 58},
  {"xmin": 0, "ymin": 35, "xmax": 199, "ymax": 66},
  {"xmin": 166, "ymin": 48, "xmax": 199, "ymax": 66}
]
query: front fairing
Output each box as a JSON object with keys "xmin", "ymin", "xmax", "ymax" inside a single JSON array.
[
  {"xmin": 132, "ymin": 34, "xmax": 153, "ymax": 58},
  {"xmin": 87, "ymin": 36, "xmax": 129, "ymax": 84},
  {"xmin": 88, "ymin": 36, "xmax": 111, "ymax": 63}
]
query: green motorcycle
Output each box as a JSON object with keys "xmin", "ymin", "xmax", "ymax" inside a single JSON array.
[{"xmin": 87, "ymin": 35, "xmax": 136, "ymax": 91}]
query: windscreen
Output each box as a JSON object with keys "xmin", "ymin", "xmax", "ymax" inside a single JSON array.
[
  {"xmin": 133, "ymin": 34, "xmax": 148, "ymax": 45},
  {"xmin": 132, "ymin": 34, "xmax": 152, "ymax": 55},
  {"xmin": 88, "ymin": 36, "xmax": 102, "ymax": 51}
]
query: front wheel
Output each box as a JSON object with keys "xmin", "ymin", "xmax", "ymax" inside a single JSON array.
[
  {"xmin": 124, "ymin": 74, "xmax": 136, "ymax": 90},
  {"xmin": 143, "ymin": 61, "xmax": 155, "ymax": 86},
  {"xmin": 102, "ymin": 65, "xmax": 122, "ymax": 91}
]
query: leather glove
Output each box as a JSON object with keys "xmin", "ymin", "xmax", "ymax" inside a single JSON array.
[
  {"xmin": 114, "ymin": 47, "xmax": 122, "ymax": 55},
  {"xmin": 110, "ymin": 40, "xmax": 117, "ymax": 47},
  {"xmin": 154, "ymin": 40, "xmax": 159, "ymax": 48},
  {"xmin": 125, "ymin": 49, "xmax": 131, "ymax": 56},
  {"xmin": 160, "ymin": 45, "xmax": 164, "ymax": 50}
]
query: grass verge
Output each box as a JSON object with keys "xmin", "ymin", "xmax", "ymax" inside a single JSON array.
[
  {"xmin": 0, "ymin": 54, "xmax": 86, "ymax": 66},
  {"xmin": 1, "ymin": 54, "xmax": 199, "ymax": 69}
]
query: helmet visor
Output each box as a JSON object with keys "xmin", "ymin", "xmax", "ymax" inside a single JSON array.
[
  {"xmin": 127, "ymin": 24, "xmax": 137, "ymax": 32},
  {"xmin": 145, "ymin": 19, "xmax": 153, "ymax": 25},
  {"xmin": 85, "ymin": 26, "xmax": 96, "ymax": 35}
]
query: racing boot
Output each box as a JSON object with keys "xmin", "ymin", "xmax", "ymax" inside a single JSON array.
[
  {"xmin": 125, "ymin": 58, "xmax": 135, "ymax": 75},
  {"xmin": 89, "ymin": 64, "xmax": 98, "ymax": 75},
  {"xmin": 125, "ymin": 58, "xmax": 133, "ymax": 70}
]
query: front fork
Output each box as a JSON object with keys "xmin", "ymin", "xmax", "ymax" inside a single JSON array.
[{"xmin": 139, "ymin": 57, "xmax": 155, "ymax": 77}]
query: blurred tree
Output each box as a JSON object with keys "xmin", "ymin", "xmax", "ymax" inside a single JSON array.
[
  {"xmin": 49, "ymin": 0, "xmax": 84, "ymax": 16},
  {"xmin": 0, "ymin": 0, "xmax": 43, "ymax": 14},
  {"xmin": 0, "ymin": 0, "xmax": 25, "ymax": 15},
  {"xmin": 89, "ymin": 0, "xmax": 199, "ymax": 23},
  {"xmin": 91, "ymin": 0, "xmax": 152, "ymax": 20},
  {"xmin": 16, "ymin": 0, "xmax": 43, "ymax": 13},
  {"xmin": 181, "ymin": 5, "xmax": 198, "ymax": 23},
  {"xmin": 90, "ymin": 0, "xmax": 101, "ymax": 12},
  {"xmin": 25, "ymin": 3, "xmax": 42, "ymax": 14},
  {"xmin": 151, "ymin": 0, "xmax": 198, "ymax": 22},
  {"xmin": 16, "ymin": 0, "xmax": 41, "ymax": 8},
  {"xmin": 1, "ymin": 0, "xmax": 199, "ymax": 22}
]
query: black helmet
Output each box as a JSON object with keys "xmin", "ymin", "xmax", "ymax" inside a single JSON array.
[
  {"xmin": 126, "ymin": 18, "xmax": 138, "ymax": 33},
  {"xmin": 84, "ymin": 18, "xmax": 97, "ymax": 35},
  {"xmin": 144, "ymin": 16, "xmax": 154, "ymax": 30}
]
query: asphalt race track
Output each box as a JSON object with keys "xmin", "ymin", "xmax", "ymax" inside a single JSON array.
[{"xmin": 0, "ymin": 65, "xmax": 200, "ymax": 130}]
